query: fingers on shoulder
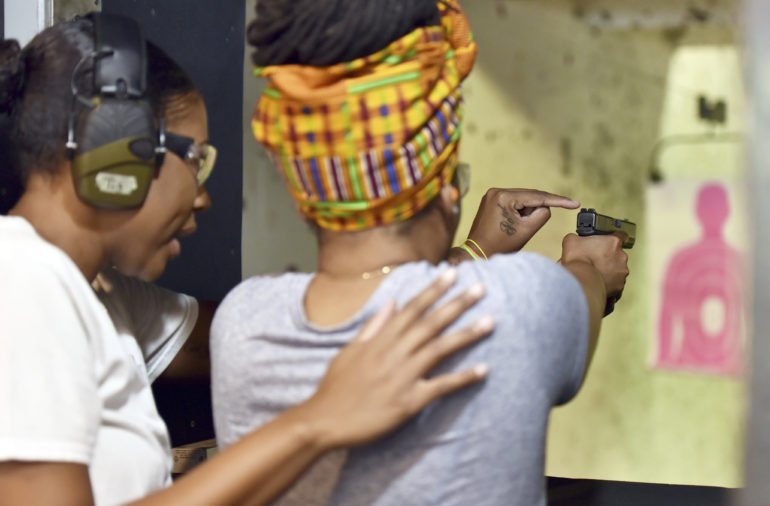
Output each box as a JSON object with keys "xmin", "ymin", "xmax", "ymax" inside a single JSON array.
[
  {"xmin": 416, "ymin": 365, "xmax": 489, "ymax": 408},
  {"xmin": 410, "ymin": 314, "xmax": 494, "ymax": 373}
]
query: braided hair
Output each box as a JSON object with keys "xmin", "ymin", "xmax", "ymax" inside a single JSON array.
[{"xmin": 248, "ymin": 0, "xmax": 441, "ymax": 66}]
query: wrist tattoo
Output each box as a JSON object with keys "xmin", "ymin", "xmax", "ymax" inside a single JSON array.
[{"xmin": 497, "ymin": 203, "xmax": 516, "ymax": 236}]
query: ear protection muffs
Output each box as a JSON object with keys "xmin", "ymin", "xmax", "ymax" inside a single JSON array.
[{"xmin": 66, "ymin": 13, "xmax": 165, "ymax": 210}]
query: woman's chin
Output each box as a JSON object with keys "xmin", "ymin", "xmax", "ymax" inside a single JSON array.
[{"xmin": 135, "ymin": 255, "xmax": 171, "ymax": 283}]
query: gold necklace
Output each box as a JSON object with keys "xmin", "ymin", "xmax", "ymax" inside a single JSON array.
[{"xmin": 360, "ymin": 265, "xmax": 397, "ymax": 280}]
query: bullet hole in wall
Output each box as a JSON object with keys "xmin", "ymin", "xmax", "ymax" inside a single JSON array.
[
  {"xmin": 662, "ymin": 26, "xmax": 688, "ymax": 46},
  {"xmin": 625, "ymin": 180, "xmax": 642, "ymax": 200},
  {"xmin": 595, "ymin": 124, "xmax": 616, "ymax": 150},
  {"xmin": 583, "ymin": 156, "xmax": 611, "ymax": 189},
  {"xmin": 687, "ymin": 6, "xmax": 712, "ymax": 22}
]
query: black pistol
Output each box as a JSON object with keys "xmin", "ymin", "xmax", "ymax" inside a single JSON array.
[{"xmin": 576, "ymin": 208, "xmax": 636, "ymax": 315}]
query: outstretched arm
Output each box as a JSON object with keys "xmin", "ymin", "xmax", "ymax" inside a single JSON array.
[{"xmin": 560, "ymin": 233, "xmax": 630, "ymax": 372}]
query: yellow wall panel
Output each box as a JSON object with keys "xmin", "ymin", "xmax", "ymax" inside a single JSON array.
[{"xmin": 457, "ymin": 0, "xmax": 744, "ymax": 487}]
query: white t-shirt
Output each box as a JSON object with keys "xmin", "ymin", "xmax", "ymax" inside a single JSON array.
[{"xmin": 0, "ymin": 216, "xmax": 198, "ymax": 506}]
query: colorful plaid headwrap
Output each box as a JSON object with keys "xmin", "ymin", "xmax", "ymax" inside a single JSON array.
[{"xmin": 252, "ymin": 0, "xmax": 477, "ymax": 231}]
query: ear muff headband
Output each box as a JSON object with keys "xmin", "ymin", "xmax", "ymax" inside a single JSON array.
[
  {"xmin": 68, "ymin": 13, "xmax": 162, "ymax": 210},
  {"xmin": 92, "ymin": 13, "xmax": 146, "ymax": 98}
]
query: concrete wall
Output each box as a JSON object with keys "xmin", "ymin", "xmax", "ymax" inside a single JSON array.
[
  {"xmin": 12, "ymin": 0, "xmax": 744, "ymax": 490},
  {"xmin": 241, "ymin": 0, "xmax": 318, "ymax": 278},
  {"xmin": 459, "ymin": 0, "xmax": 744, "ymax": 488}
]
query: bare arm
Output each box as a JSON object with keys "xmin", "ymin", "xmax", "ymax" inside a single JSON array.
[
  {"xmin": 0, "ymin": 462, "xmax": 93, "ymax": 506},
  {"xmin": 136, "ymin": 404, "xmax": 332, "ymax": 506},
  {"xmin": 0, "ymin": 412, "xmax": 326, "ymax": 506},
  {"xmin": 560, "ymin": 233, "xmax": 629, "ymax": 372},
  {"xmin": 560, "ymin": 259, "xmax": 607, "ymax": 371}
]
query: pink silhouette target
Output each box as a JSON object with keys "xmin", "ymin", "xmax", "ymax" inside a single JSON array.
[{"xmin": 655, "ymin": 183, "xmax": 744, "ymax": 376}]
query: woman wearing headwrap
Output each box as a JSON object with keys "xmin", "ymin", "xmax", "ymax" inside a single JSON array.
[
  {"xmin": 212, "ymin": 1, "xmax": 630, "ymax": 504},
  {"xmin": 0, "ymin": 13, "xmax": 501, "ymax": 506}
]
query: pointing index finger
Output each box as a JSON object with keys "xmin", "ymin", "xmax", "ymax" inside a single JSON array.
[{"xmin": 508, "ymin": 191, "xmax": 579, "ymax": 211}]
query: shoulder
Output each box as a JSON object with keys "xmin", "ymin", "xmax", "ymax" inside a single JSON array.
[
  {"xmin": 0, "ymin": 216, "xmax": 70, "ymax": 265},
  {"xmin": 219, "ymin": 274, "xmax": 292, "ymax": 306},
  {"xmin": 0, "ymin": 218, "xmax": 105, "ymax": 367},
  {"xmin": 0, "ymin": 217, "xmax": 92, "ymax": 297},
  {"xmin": 216, "ymin": 274, "xmax": 301, "ymax": 319},
  {"xmin": 469, "ymin": 253, "xmax": 590, "ymax": 402},
  {"xmin": 458, "ymin": 252, "xmax": 583, "ymax": 305},
  {"xmin": 384, "ymin": 253, "xmax": 582, "ymax": 313},
  {"xmin": 212, "ymin": 273, "xmax": 311, "ymax": 343},
  {"xmin": 483, "ymin": 251, "xmax": 568, "ymax": 277},
  {"xmin": 386, "ymin": 253, "xmax": 585, "ymax": 333},
  {"xmin": 454, "ymin": 253, "xmax": 588, "ymax": 355}
]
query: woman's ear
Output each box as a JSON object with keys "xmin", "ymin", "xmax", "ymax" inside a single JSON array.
[
  {"xmin": 437, "ymin": 183, "xmax": 461, "ymax": 226},
  {"xmin": 440, "ymin": 184, "xmax": 460, "ymax": 216},
  {"xmin": 437, "ymin": 184, "xmax": 462, "ymax": 253}
]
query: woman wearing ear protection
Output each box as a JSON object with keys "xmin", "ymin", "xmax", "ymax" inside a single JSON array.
[
  {"xmin": 211, "ymin": 1, "xmax": 630, "ymax": 504},
  {"xmin": 0, "ymin": 14, "xmax": 507, "ymax": 506}
]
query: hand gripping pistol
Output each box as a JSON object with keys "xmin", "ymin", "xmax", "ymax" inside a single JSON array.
[{"xmin": 576, "ymin": 208, "xmax": 636, "ymax": 315}]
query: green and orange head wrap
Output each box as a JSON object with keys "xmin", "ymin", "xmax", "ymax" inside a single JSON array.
[{"xmin": 252, "ymin": 0, "xmax": 477, "ymax": 231}]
